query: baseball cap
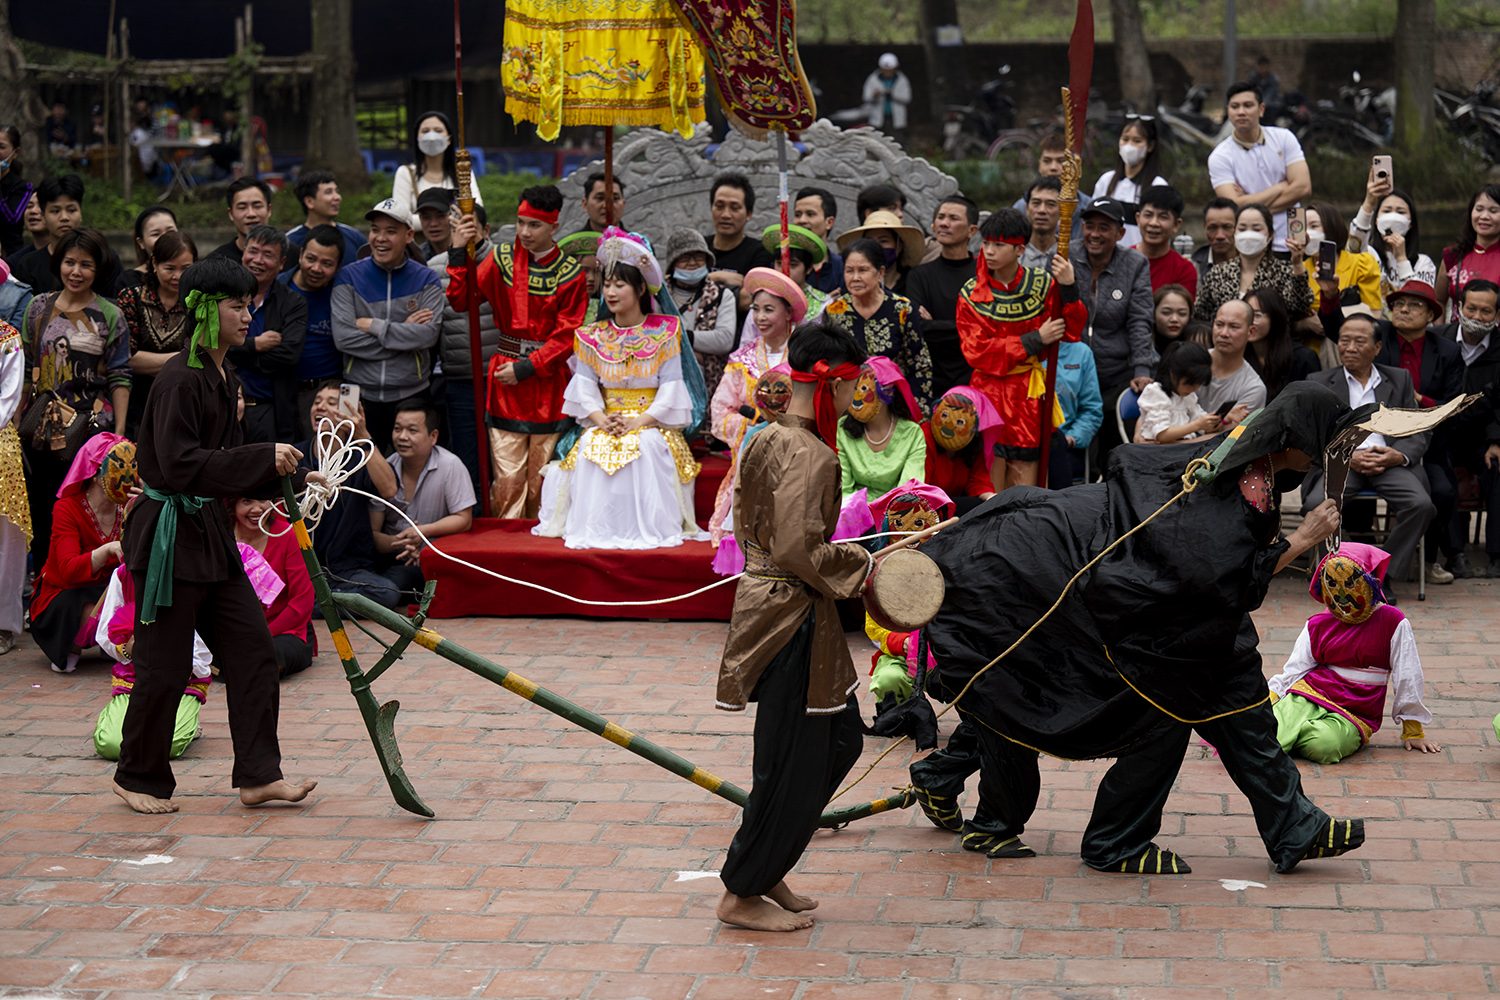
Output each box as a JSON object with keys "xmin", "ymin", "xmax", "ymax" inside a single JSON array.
[
  {"xmin": 1081, "ymin": 197, "xmax": 1127, "ymax": 224},
  {"xmin": 364, "ymin": 198, "xmax": 411, "ymax": 227},
  {"xmin": 878, "ymin": 53, "xmax": 899, "ymax": 70},
  {"xmin": 416, "ymin": 187, "xmax": 455, "ymax": 213}
]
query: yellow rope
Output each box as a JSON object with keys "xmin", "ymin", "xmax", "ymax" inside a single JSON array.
[{"xmin": 827, "ymin": 457, "xmax": 1213, "ymax": 804}]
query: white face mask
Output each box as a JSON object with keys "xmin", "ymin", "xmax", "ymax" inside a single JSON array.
[
  {"xmin": 1234, "ymin": 229, "xmax": 1270, "ymax": 256},
  {"xmin": 1376, "ymin": 212, "xmax": 1411, "ymax": 238},
  {"xmin": 1118, "ymin": 143, "xmax": 1147, "ymax": 167},
  {"xmin": 1304, "ymin": 228, "xmax": 1326, "ymax": 251},
  {"xmin": 417, "ymin": 131, "xmax": 449, "ymax": 156}
]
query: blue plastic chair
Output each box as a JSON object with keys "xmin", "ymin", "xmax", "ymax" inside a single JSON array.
[{"xmin": 1115, "ymin": 388, "xmax": 1141, "ymax": 445}]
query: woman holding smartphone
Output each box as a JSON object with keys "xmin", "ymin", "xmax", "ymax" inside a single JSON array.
[{"xmin": 1348, "ymin": 161, "xmax": 1436, "ymax": 291}]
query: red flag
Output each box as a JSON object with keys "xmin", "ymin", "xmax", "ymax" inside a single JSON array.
[{"xmin": 1067, "ymin": 0, "xmax": 1095, "ymax": 154}]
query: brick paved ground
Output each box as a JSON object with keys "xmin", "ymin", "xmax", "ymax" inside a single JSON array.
[{"xmin": 1, "ymin": 573, "xmax": 1496, "ymax": 999}]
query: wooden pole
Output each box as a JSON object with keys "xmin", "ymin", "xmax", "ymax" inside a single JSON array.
[
  {"xmin": 603, "ymin": 129, "xmax": 614, "ymax": 226},
  {"xmin": 103, "ymin": 9, "xmax": 114, "ymax": 183},
  {"xmin": 120, "ymin": 21, "xmax": 133, "ymax": 200},
  {"xmin": 453, "ymin": 0, "xmax": 491, "ymax": 517},
  {"xmin": 239, "ymin": 5, "xmax": 255, "ymax": 177}
]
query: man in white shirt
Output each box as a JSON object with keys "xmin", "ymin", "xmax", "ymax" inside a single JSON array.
[
  {"xmin": 1207, "ymin": 81, "xmax": 1312, "ymax": 254},
  {"xmin": 1195, "ymin": 301, "xmax": 1265, "ymax": 427},
  {"xmin": 1301, "ymin": 313, "xmax": 1434, "ymax": 594}
]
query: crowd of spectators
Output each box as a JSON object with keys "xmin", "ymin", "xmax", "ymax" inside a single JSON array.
[{"xmin": 2, "ymin": 75, "xmax": 1500, "ymax": 676}]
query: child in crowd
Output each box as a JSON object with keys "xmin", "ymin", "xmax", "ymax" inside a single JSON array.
[
  {"xmin": 922, "ymin": 388, "xmax": 1000, "ymax": 514},
  {"xmin": 714, "ymin": 321, "xmax": 871, "ymax": 933},
  {"xmin": 1134, "ymin": 341, "xmax": 1217, "ymax": 444},
  {"xmin": 1269, "ymin": 544, "xmax": 1440, "ymax": 764},
  {"xmin": 837, "ymin": 356, "xmax": 926, "ymax": 499}
]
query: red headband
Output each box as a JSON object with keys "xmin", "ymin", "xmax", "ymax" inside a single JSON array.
[
  {"xmin": 518, "ymin": 200, "xmax": 560, "ymax": 224},
  {"xmin": 983, "ymin": 235, "xmax": 1027, "ymax": 247},
  {"xmin": 790, "ymin": 360, "xmax": 863, "ymax": 449}
]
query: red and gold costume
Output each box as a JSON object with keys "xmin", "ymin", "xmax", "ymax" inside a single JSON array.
[
  {"xmin": 956, "ymin": 257, "xmax": 1086, "ymax": 459},
  {"xmin": 446, "ymin": 209, "xmax": 590, "ymax": 518}
]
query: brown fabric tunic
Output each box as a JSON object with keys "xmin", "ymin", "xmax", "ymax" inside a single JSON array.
[
  {"xmin": 124, "ymin": 347, "xmax": 305, "ymax": 583},
  {"xmin": 716, "ymin": 415, "xmax": 872, "ymax": 715}
]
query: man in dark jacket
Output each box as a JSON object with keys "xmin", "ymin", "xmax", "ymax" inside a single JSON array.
[
  {"xmin": 905, "ymin": 196, "xmax": 979, "ymax": 396},
  {"xmin": 230, "ymin": 226, "xmax": 307, "ymax": 443},
  {"xmin": 1431, "ymin": 278, "xmax": 1500, "ymax": 576}
]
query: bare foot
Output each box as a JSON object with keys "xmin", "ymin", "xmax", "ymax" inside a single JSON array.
[
  {"xmin": 113, "ymin": 781, "xmax": 179, "ymax": 814},
  {"xmin": 716, "ymin": 890, "xmax": 815, "ymax": 932},
  {"xmin": 766, "ymin": 880, "xmax": 818, "ymax": 913},
  {"xmin": 239, "ymin": 778, "xmax": 318, "ymax": 807}
]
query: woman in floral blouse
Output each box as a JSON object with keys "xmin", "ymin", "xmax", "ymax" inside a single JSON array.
[
  {"xmin": 116, "ymin": 230, "xmax": 197, "ymax": 437},
  {"xmin": 1194, "ymin": 203, "xmax": 1313, "ymax": 325},
  {"xmin": 822, "ymin": 238, "xmax": 933, "ymax": 411}
]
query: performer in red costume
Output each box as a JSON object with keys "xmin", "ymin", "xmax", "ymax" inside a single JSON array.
[
  {"xmin": 449, "ymin": 185, "xmax": 589, "ymax": 518},
  {"xmin": 956, "ymin": 207, "xmax": 1087, "ymax": 492}
]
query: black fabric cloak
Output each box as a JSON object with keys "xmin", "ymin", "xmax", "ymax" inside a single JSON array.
[{"xmin": 922, "ymin": 382, "xmax": 1373, "ymax": 761}]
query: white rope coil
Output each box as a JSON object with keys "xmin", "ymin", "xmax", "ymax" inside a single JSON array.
[{"xmin": 266, "ymin": 418, "xmax": 918, "ymax": 609}]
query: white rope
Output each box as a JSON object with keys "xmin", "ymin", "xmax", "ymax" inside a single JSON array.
[{"xmin": 265, "ymin": 418, "xmax": 914, "ymax": 609}]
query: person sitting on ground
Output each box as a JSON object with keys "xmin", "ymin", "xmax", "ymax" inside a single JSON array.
[
  {"xmin": 293, "ymin": 383, "xmax": 403, "ymax": 608},
  {"xmin": 118, "ymin": 230, "xmax": 197, "ymax": 438},
  {"xmin": 906, "ymin": 196, "xmax": 980, "ymax": 395},
  {"xmin": 822, "ymin": 238, "xmax": 933, "ymax": 410},
  {"xmin": 229, "ymin": 495, "xmax": 316, "ymax": 677},
  {"xmin": 1269, "ymin": 544, "xmax": 1439, "ymax": 763},
  {"xmin": 391, "ymin": 111, "xmax": 483, "ymax": 229},
  {"xmin": 370, "ymin": 398, "xmax": 475, "ymax": 598},
  {"xmin": 1135, "ymin": 185, "xmax": 1197, "ymax": 298},
  {"xmin": 663, "ymin": 227, "xmax": 738, "ymax": 401},
  {"xmin": 534, "ymin": 230, "xmax": 704, "ymax": 550},
  {"xmin": 114, "ymin": 205, "xmax": 177, "ymax": 295},
  {"xmin": 922, "ymin": 387, "xmax": 999, "ymax": 513},
  {"xmin": 1245, "ymin": 284, "xmax": 1321, "ymax": 403},
  {"xmin": 415, "ymin": 186, "xmax": 455, "ymax": 261},
  {"xmin": 837, "ymin": 356, "xmax": 926, "ymax": 500},
  {"xmin": 207, "ymin": 178, "xmax": 273, "ymax": 262},
  {"xmin": 959, "ymin": 207, "xmax": 1085, "ymax": 491},
  {"xmin": 285, "ymin": 169, "xmax": 368, "ymax": 266},
  {"xmin": 29, "ymin": 435, "xmax": 134, "ymax": 673},
  {"xmin": 709, "ymin": 268, "xmax": 806, "ymax": 560},
  {"xmin": 1092, "ymin": 115, "xmax": 1168, "ymax": 247},
  {"xmin": 1153, "ymin": 283, "xmax": 1193, "ymax": 354},
  {"xmin": 1134, "ymin": 341, "xmax": 1217, "ymax": 444},
  {"xmin": 1347, "ymin": 165, "xmax": 1435, "ymax": 289},
  {"xmin": 89, "ymin": 562, "xmax": 212, "ymax": 761},
  {"xmin": 1195, "ymin": 300, "xmax": 1265, "ymax": 428}
]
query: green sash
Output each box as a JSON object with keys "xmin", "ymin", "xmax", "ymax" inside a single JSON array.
[{"xmin": 138, "ymin": 485, "xmax": 209, "ymax": 624}]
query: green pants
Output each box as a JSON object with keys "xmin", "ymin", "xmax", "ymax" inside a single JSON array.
[
  {"xmin": 94, "ymin": 693, "xmax": 201, "ymax": 761},
  {"xmin": 1274, "ymin": 694, "xmax": 1362, "ymax": 764},
  {"xmin": 870, "ymin": 652, "xmax": 913, "ymax": 703}
]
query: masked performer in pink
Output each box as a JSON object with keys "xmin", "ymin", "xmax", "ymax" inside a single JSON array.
[{"xmin": 1268, "ymin": 542, "xmax": 1439, "ymax": 763}]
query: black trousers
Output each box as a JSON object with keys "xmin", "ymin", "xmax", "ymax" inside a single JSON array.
[
  {"xmin": 720, "ymin": 613, "xmax": 864, "ymax": 898},
  {"xmin": 909, "ymin": 716, "xmax": 981, "ymax": 798},
  {"xmin": 966, "ymin": 721, "xmax": 1041, "ymax": 841},
  {"xmin": 1082, "ymin": 702, "xmax": 1331, "ymax": 872},
  {"xmin": 1424, "ymin": 457, "xmax": 1458, "ymax": 558},
  {"xmin": 273, "ymin": 631, "xmax": 313, "ymax": 677},
  {"xmin": 116, "ymin": 571, "xmax": 284, "ymax": 799},
  {"xmin": 242, "ymin": 398, "xmax": 277, "ymax": 444}
]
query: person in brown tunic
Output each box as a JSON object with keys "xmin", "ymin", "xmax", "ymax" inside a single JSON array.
[
  {"xmin": 112, "ymin": 256, "xmax": 324, "ymax": 815},
  {"xmin": 715, "ymin": 321, "xmax": 873, "ymax": 932}
]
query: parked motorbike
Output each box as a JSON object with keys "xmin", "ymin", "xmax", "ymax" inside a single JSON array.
[
  {"xmin": 1297, "ymin": 70, "xmax": 1389, "ymax": 155},
  {"xmin": 1156, "ymin": 84, "xmax": 1232, "ymax": 147},
  {"xmin": 943, "ymin": 65, "xmax": 1019, "ymax": 159}
]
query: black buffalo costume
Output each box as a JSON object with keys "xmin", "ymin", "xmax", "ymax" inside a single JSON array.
[{"xmin": 916, "ymin": 382, "xmax": 1372, "ymax": 872}]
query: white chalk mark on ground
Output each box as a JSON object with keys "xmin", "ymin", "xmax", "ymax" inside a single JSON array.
[
  {"xmin": 1218, "ymin": 878, "xmax": 1267, "ymax": 891},
  {"xmin": 674, "ymin": 870, "xmax": 721, "ymax": 882},
  {"xmin": 119, "ymin": 854, "xmax": 174, "ymax": 866}
]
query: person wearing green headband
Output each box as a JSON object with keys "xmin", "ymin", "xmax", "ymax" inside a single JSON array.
[{"xmin": 112, "ymin": 255, "xmax": 326, "ymax": 816}]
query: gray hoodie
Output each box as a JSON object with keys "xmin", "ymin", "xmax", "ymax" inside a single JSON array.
[{"xmin": 330, "ymin": 254, "xmax": 445, "ymax": 402}]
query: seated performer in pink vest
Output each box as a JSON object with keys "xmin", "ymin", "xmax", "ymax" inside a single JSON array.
[{"xmin": 1268, "ymin": 542, "xmax": 1441, "ymax": 763}]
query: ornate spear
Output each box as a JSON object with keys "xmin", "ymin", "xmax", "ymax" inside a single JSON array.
[
  {"xmin": 1037, "ymin": 0, "xmax": 1093, "ymax": 487},
  {"xmin": 454, "ymin": 0, "xmax": 492, "ymax": 516}
]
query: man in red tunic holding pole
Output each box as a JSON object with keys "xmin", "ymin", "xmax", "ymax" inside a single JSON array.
[
  {"xmin": 956, "ymin": 207, "xmax": 1087, "ymax": 492},
  {"xmin": 450, "ymin": 185, "xmax": 589, "ymax": 518}
]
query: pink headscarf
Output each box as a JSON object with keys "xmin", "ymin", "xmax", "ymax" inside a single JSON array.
[
  {"xmin": 864, "ymin": 356, "xmax": 923, "ymax": 423},
  {"xmin": 0, "ymin": 257, "xmax": 10, "ymax": 285},
  {"xmin": 237, "ymin": 541, "xmax": 287, "ymax": 607},
  {"xmin": 868, "ymin": 480, "xmax": 956, "ymax": 526},
  {"xmin": 936, "ymin": 385, "xmax": 1005, "ymax": 470},
  {"xmin": 1309, "ymin": 542, "xmax": 1391, "ymax": 599},
  {"xmin": 57, "ymin": 433, "xmax": 129, "ymax": 499}
]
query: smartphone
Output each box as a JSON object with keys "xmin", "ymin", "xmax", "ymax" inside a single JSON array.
[
  {"xmin": 339, "ymin": 382, "xmax": 361, "ymax": 416},
  {"xmin": 1371, "ymin": 154, "xmax": 1394, "ymax": 191},
  {"xmin": 1214, "ymin": 399, "xmax": 1237, "ymax": 421},
  {"xmin": 1286, "ymin": 207, "xmax": 1306, "ymax": 249},
  {"xmin": 1317, "ymin": 242, "xmax": 1338, "ymax": 281}
]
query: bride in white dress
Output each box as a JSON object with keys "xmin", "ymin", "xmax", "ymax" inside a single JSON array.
[{"xmin": 534, "ymin": 229, "xmax": 705, "ymax": 549}]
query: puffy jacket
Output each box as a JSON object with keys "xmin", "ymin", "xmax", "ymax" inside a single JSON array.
[
  {"xmin": 331, "ymin": 255, "xmax": 444, "ymax": 403},
  {"xmin": 1055, "ymin": 340, "xmax": 1104, "ymax": 449},
  {"xmin": 428, "ymin": 239, "xmax": 498, "ymax": 380},
  {"xmin": 0, "ymin": 275, "xmax": 33, "ymax": 330}
]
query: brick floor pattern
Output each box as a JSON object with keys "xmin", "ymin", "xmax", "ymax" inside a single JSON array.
[{"xmin": 1, "ymin": 575, "xmax": 1497, "ymax": 999}]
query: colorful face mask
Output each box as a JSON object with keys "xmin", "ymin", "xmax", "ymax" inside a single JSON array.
[
  {"xmin": 753, "ymin": 370, "xmax": 793, "ymax": 422},
  {"xmin": 1312, "ymin": 554, "xmax": 1383, "ymax": 624},
  {"xmin": 932, "ymin": 394, "xmax": 978, "ymax": 452},
  {"xmin": 96, "ymin": 440, "xmax": 139, "ymax": 505},
  {"xmin": 846, "ymin": 369, "xmax": 886, "ymax": 424},
  {"xmin": 883, "ymin": 495, "xmax": 943, "ymax": 543}
]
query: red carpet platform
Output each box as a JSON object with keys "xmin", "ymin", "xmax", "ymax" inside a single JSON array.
[{"xmin": 419, "ymin": 454, "xmax": 737, "ymax": 620}]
